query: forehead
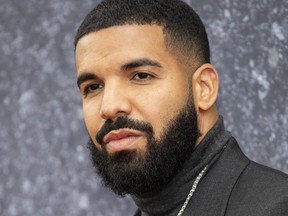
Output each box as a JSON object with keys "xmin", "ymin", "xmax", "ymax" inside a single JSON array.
[{"xmin": 75, "ymin": 25, "xmax": 177, "ymax": 73}]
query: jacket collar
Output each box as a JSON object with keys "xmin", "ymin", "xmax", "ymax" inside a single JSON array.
[
  {"xmin": 133, "ymin": 117, "xmax": 238, "ymax": 215},
  {"xmin": 183, "ymin": 137, "xmax": 250, "ymax": 216}
]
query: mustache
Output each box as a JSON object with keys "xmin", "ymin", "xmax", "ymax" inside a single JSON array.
[{"xmin": 96, "ymin": 116, "xmax": 153, "ymax": 145}]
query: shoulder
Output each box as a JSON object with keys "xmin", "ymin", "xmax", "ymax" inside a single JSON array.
[
  {"xmin": 226, "ymin": 160, "xmax": 288, "ymax": 216},
  {"xmin": 237, "ymin": 161, "xmax": 288, "ymax": 200},
  {"xmin": 244, "ymin": 160, "xmax": 287, "ymax": 184}
]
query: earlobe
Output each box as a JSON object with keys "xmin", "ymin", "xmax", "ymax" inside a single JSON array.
[{"xmin": 192, "ymin": 64, "xmax": 219, "ymax": 111}]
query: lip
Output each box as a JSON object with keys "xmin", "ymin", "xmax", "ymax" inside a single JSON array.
[{"xmin": 103, "ymin": 129, "xmax": 145, "ymax": 152}]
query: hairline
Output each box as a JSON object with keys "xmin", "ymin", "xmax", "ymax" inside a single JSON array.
[{"xmin": 75, "ymin": 23, "xmax": 202, "ymax": 73}]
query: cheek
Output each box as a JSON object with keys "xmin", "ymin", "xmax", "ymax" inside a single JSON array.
[
  {"xmin": 82, "ymin": 101, "xmax": 101, "ymax": 143},
  {"xmin": 138, "ymin": 83, "xmax": 189, "ymax": 139}
]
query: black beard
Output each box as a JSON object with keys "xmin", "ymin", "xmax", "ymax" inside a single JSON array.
[{"xmin": 87, "ymin": 94, "xmax": 199, "ymax": 196}]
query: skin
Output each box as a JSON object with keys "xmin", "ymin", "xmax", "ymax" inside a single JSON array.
[{"xmin": 75, "ymin": 24, "xmax": 219, "ymax": 154}]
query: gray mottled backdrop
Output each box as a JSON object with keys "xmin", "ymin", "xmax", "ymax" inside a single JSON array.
[{"xmin": 0, "ymin": 0, "xmax": 287, "ymax": 215}]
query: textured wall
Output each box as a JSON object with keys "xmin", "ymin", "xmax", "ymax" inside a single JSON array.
[{"xmin": 0, "ymin": 0, "xmax": 287, "ymax": 215}]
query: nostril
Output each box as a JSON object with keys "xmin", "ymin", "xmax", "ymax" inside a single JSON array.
[{"xmin": 99, "ymin": 89, "xmax": 132, "ymax": 119}]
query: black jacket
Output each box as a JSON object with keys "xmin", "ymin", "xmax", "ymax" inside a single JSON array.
[{"xmin": 135, "ymin": 136, "xmax": 288, "ymax": 216}]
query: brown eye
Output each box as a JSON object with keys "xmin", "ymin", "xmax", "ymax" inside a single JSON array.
[
  {"xmin": 84, "ymin": 83, "xmax": 103, "ymax": 95},
  {"xmin": 133, "ymin": 72, "xmax": 154, "ymax": 81}
]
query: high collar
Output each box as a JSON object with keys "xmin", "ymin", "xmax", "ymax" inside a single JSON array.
[{"xmin": 132, "ymin": 116, "xmax": 232, "ymax": 216}]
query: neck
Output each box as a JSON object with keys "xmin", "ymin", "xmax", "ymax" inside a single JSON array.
[
  {"xmin": 133, "ymin": 116, "xmax": 230, "ymax": 215},
  {"xmin": 196, "ymin": 105, "xmax": 219, "ymax": 145}
]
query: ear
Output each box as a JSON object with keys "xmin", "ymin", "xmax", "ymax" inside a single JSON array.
[{"xmin": 192, "ymin": 63, "xmax": 219, "ymax": 111}]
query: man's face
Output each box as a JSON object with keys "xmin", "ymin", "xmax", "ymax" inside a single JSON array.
[{"xmin": 75, "ymin": 25, "xmax": 199, "ymax": 195}]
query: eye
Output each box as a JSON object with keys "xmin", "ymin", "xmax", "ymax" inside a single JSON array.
[
  {"xmin": 84, "ymin": 83, "xmax": 104, "ymax": 95},
  {"xmin": 132, "ymin": 72, "xmax": 154, "ymax": 81}
]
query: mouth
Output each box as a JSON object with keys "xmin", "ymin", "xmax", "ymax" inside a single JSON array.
[{"xmin": 103, "ymin": 129, "xmax": 146, "ymax": 152}]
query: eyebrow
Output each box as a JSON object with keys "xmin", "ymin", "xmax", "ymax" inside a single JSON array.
[
  {"xmin": 120, "ymin": 58, "xmax": 163, "ymax": 71},
  {"xmin": 77, "ymin": 58, "xmax": 163, "ymax": 88},
  {"xmin": 77, "ymin": 73, "xmax": 98, "ymax": 88}
]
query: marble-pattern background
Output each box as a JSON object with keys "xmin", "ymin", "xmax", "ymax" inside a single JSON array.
[{"xmin": 0, "ymin": 0, "xmax": 287, "ymax": 215}]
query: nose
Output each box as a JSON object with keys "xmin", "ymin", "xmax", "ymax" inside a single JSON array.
[{"xmin": 99, "ymin": 82, "xmax": 132, "ymax": 119}]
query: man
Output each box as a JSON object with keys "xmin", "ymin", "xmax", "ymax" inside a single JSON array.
[{"xmin": 74, "ymin": 0, "xmax": 288, "ymax": 215}]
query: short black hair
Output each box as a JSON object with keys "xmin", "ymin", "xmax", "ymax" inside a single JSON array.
[{"xmin": 75, "ymin": 0, "xmax": 210, "ymax": 66}]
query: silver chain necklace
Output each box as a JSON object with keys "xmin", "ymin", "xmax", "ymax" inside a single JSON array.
[
  {"xmin": 176, "ymin": 165, "xmax": 208, "ymax": 216},
  {"xmin": 140, "ymin": 165, "xmax": 208, "ymax": 216}
]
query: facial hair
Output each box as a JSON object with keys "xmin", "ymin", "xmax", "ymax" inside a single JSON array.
[{"xmin": 87, "ymin": 94, "xmax": 199, "ymax": 196}]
